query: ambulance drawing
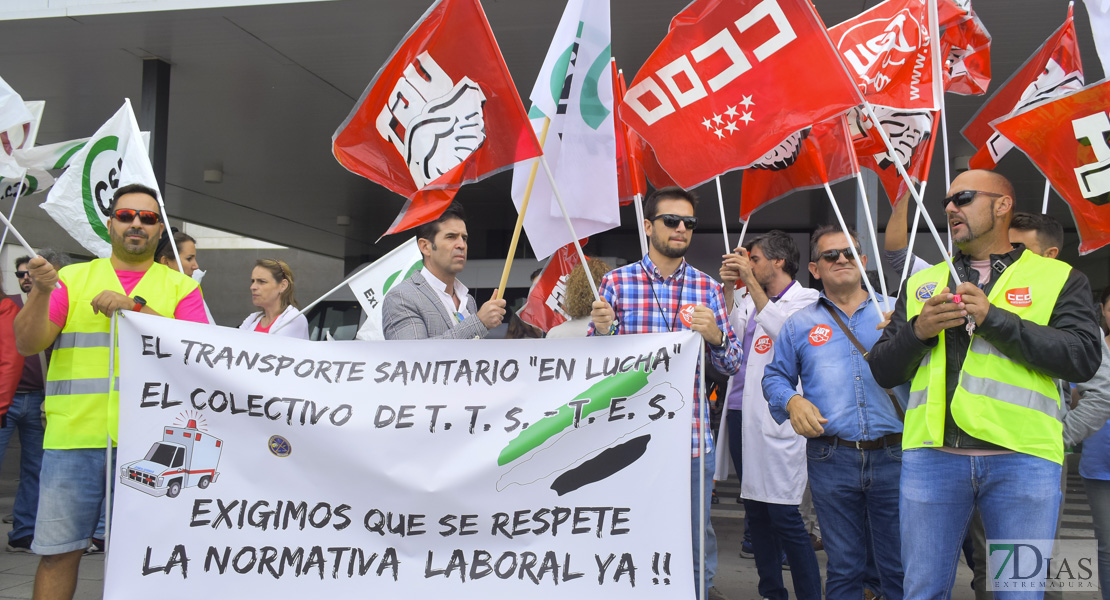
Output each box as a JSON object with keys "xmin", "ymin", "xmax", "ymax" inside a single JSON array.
[{"xmin": 120, "ymin": 419, "xmax": 223, "ymax": 498}]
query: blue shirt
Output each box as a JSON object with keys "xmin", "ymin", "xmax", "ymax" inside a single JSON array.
[{"xmin": 763, "ymin": 293, "xmax": 905, "ymax": 441}]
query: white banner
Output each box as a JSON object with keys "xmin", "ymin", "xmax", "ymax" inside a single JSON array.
[
  {"xmin": 108, "ymin": 313, "xmax": 698, "ymax": 599},
  {"xmin": 350, "ymin": 237, "xmax": 423, "ymax": 341}
]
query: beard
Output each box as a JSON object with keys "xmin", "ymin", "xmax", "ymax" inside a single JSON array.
[
  {"xmin": 111, "ymin": 226, "xmax": 155, "ymax": 258},
  {"xmin": 651, "ymin": 231, "xmax": 688, "ymax": 259}
]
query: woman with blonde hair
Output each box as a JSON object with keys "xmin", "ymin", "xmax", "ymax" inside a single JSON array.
[
  {"xmin": 239, "ymin": 259, "xmax": 309, "ymax": 339},
  {"xmin": 546, "ymin": 258, "xmax": 611, "ymax": 339}
]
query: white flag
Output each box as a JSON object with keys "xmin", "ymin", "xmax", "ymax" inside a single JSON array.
[
  {"xmin": 510, "ymin": 0, "xmax": 619, "ymax": 260},
  {"xmin": 350, "ymin": 237, "xmax": 424, "ymax": 341},
  {"xmin": 42, "ymin": 99, "xmax": 159, "ymax": 257},
  {"xmin": 0, "ymin": 168, "xmax": 54, "ymax": 200},
  {"xmin": 0, "ymin": 76, "xmax": 33, "ymax": 139},
  {"xmin": 1083, "ymin": 0, "xmax": 1110, "ymax": 75},
  {"xmin": 14, "ymin": 136, "xmax": 90, "ymax": 171}
]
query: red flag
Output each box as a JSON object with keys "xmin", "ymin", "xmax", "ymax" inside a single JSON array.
[
  {"xmin": 938, "ymin": 1, "xmax": 991, "ymax": 95},
  {"xmin": 634, "ymin": 132, "xmax": 678, "ymax": 189},
  {"xmin": 612, "ymin": 63, "xmax": 646, "ymax": 204},
  {"xmin": 332, "ymin": 0, "xmax": 542, "ymax": 236},
  {"xmin": 618, "ymin": 0, "xmax": 862, "ymax": 189},
  {"xmin": 855, "ymin": 107, "xmax": 940, "ymax": 205},
  {"xmin": 829, "ymin": 0, "xmax": 939, "ymax": 112},
  {"xmin": 518, "ymin": 242, "xmax": 584, "ymax": 332},
  {"xmin": 740, "ymin": 116, "xmax": 858, "ymax": 220},
  {"xmin": 962, "ymin": 5, "xmax": 1083, "ymax": 170},
  {"xmin": 991, "ymin": 80, "xmax": 1110, "ymax": 255}
]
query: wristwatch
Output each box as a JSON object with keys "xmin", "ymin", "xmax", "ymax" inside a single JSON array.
[{"xmin": 132, "ymin": 296, "xmax": 147, "ymax": 312}]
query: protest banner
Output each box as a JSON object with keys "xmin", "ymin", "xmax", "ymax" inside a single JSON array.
[{"xmin": 107, "ymin": 312, "xmax": 698, "ymax": 599}]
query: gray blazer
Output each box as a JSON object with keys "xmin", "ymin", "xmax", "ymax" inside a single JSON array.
[{"xmin": 382, "ymin": 271, "xmax": 488, "ymax": 340}]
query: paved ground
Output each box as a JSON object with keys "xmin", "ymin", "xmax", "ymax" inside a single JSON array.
[{"xmin": 0, "ymin": 442, "xmax": 1096, "ymax": 599}]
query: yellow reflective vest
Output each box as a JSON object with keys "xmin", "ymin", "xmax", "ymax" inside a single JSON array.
[
  {"xmin": 904, "ymin": 251, "xmax": 1071, "ymax": 464},
  {"xmin": 45, "ymin": 259, "xmax": 198, "ymax": 449}
]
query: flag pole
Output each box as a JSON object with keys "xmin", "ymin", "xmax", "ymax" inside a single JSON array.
[
  {"xmin": 900, "ymin": 182, "xmax": 928, "ymax": 291},
  {"xmin": 0, "ymin": 171, "xmax": 27, "ymax": 251},
  {"xmin": 632, "ymin": 193, "xmax": 648, "ymax": 257},
  {"xmin": 496, "ymin": 117, "xmax": 552, "ymax": 300},
  {"xmin": 823, "ymin": 182, "xmax": 886, "ymax": 322},
  {"xmin": 862, "ymin": 101, "xmax": 960, "ymax": 287},
  {"xmin": 737, "ymin": 217, "xmax": 750, "ymax": 249},
  {"xmin": 1041, "ymin": 180, "xmax": 1051, "ymax": 213},
  {"xmin": 714, "ymin": 176, "xmax": 730, "ymax": 252},
  {"xmin": 538, "ymin": 154, "xmax": 600, "ymax": 301},
  {"xmin": 153, "ymin": 193, "xmax": 184, "ymax": 273},
  {"xmin": 930, "ymin": 0, "xmax": 953, "ymax": 256},
  {"xmin": 854, "ymin": 173, "xmax": 891, "ymax": 311},
  {"xmin": 0, "ymin": 199, "xmax": 39, "ymax": 259}
]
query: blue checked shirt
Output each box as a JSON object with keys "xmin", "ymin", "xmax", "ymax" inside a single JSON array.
[
  {"xmin": 763, "ymin": 293, "xmax": 906, "ymax": 441},
  {"xmin": 588, "ymin": 255, "xmax": 742, "ymax": 457}
]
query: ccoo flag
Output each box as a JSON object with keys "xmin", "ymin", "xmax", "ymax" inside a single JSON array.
[
  {"xmin": 510, "ymin": 0, "xmax": 620, "ymax": 260},
  {"xmin": 350, "ymin": 238, "xmax": 425, "ymax": 341},
  {"xmin": 41, "ymin": 100, "xmax": 159, "ymax": 257}
]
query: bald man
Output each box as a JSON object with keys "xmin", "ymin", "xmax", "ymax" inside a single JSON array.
[{"xmin": 868, "ymin": 170, "xmax": 1102, "ymax": 596}]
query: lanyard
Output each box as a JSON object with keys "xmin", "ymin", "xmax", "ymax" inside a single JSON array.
[{"xmin": 641, "ymin": 262, "xmax": 687, "ymax": 332}]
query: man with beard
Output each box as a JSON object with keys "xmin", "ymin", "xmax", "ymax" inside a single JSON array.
[
  {"xmin": 868, "ymin": 170, "xmax": 1102, "ymax": 596},
  {"xmin": 590, "ymin": 186, "xmax": 741, "ymax": 600},
  {"xmin": 13, "ymin": 184, "xmax": 208, "ymax": 600}
]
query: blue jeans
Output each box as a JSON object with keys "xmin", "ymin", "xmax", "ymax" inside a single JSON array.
[
  {"xmin": 745, "ymin": 499, "xmax": 821, "ymax": 600},
  {"xmin": 1085, "ymin": 477, "xmax": 1110, "ymax": 600},
  {"xmin": 32, "ymin": 448, "xmax": 115, "ymax": 555},
  {"xmin": 692, "ymin": 452, "xmax": 718, "ymax": 594},
  {"xmin": 725, "ymin": 409, "xmax": 751, "ymax": 541},
  {"xmin": 901, "ymin": 449, "xmax": 1061, "ymax": 600},
  {"xmin": 807, "ymin": 439, "xmax": 904, "ymax": 600},
  {"xmin": 0, "ymin": 391, "xmax": 45, "ymax": 541}
]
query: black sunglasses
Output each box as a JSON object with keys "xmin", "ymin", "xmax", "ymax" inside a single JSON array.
[
  {"xmin": 14, "ymin": 270, "xmax": 28, "ymax": 278},
  {"xmin": 112, "ymin": 208, "xmax": 161, "ymax": 225},
  {"xmin": 943, "ymin": 189, "xmax": 1004, "ymax": 209},
  {"xmin": 652, "ymin": 214, "xmax": 698, "ymax": 230},
  {"xmin": 818, "ymin": 247, "xmax": 861, "ymax": 263}
]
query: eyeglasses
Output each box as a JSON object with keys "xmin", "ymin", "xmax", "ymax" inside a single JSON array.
[
  {"xmin": 942, "ymin": 189, "xmax": 1004, "ymax": 209},
  {"xmin": 112, "ymin": 208, "xmax": 161, "ymax": 225},
  {"xmin": 652, "ymin": 214, "xmax": 698, "ymax": 230},
  {"xmin": 818, "ymin": 247, "xmax": 861, "ymax": 263},
  {"xmin": 14, "ymin": 270, "xmax": 29, "ymax": 278}
]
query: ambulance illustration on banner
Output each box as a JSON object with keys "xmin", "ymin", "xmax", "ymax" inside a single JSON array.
[{"xmin": 120, "ymin": 419, "xmax": 223, "ymax": 498}]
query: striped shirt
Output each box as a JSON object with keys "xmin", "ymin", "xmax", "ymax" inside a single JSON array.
[{"xmin": 589, "ymin": 255, "xmax": 742, "ymax": 456}]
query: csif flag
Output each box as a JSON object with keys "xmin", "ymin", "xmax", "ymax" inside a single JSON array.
[
  {"xmin": 618, "ymin": 0, "xmax": 862, "ymax": 189},
  {"xmin": 739, "ymin": 115, "xmax": 858, "ymax": 220},
  {"xmin": 518, "ymin": 241, "xmax": 584, "ymax": 332},
  {"xmin": 510, "ymin": 0, "xmax": 620, "ymax": 260},
  {"xmin": 350, "ymin": 238, "xmax": 425, "ymax": 341},
  {"xmin": 333, "ymin": 0, "xmax": 542, "ymax": 237},
  {"xmin": 829, "ymin": 0, "xmax": 939, "ymax": 112},
  {"xmin": 991, "ymin": 79, "xmax": 1110, "ymax": 255},
  {"xmin": 962, "ymin": 5, "xmax": 1083, "ymax": 169},
  {"xmin": 41, "ymin": 100, "xmax": 159, "ymax": 258}
]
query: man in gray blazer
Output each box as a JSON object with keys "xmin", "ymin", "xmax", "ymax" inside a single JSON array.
[{"xmin": 382, "ymin": 203, "xmax": 506, "ymax": 340}]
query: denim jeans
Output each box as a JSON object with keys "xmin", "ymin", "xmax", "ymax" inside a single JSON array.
[
  {"xmin": 745, "ymin": 499, "xmax": 821, "ymax": 600},
  {"xmin": 33, "ymin": 447, "xmax": 116, "ymax": 555},
  {"xmin": 1084, "ymin": 477, "xmax": 1110, "ymax": 600},
  {"xmin": 725, "ymin": 410, "xmax": 751, "ymax": 541},
  {"xmin": 901, "ymin": 449, "xmax": 1061, "ymax": 600},
  {"xmin": 0, "ymin": 391, "xmax": 45, "ymax": 541},
  {"xmin": 692, "ymin": 452, "xmax": 718, "ymax": 595},
  {"xmin": 806, "ymin": 438, "xmax": 904, "ymax": 600}
]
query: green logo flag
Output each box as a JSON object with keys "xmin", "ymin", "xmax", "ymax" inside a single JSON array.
[
  {"xmin": 41, "ymin": 100, "xmax": 160, "ymax": 258},
  {"xmin": 349, "ymin": 237, "xmax": 424, "ymax": 341}
]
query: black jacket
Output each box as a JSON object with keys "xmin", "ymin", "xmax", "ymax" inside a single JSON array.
[{"xmin": 867, "ymin": 245, "xmax": 1102, "ymax": 450}]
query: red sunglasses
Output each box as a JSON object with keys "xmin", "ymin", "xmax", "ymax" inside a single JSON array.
[{"xmin": 112, "ymin": 208, "xmax": 161, "ymax": 225}]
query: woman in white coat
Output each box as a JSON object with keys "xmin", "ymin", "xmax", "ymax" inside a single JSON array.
[
  {"xmin": 713, "ymin": 233, "xmax": 821, "ymax": 599},
  {"xmin": 239, "ymin": 258, "xmax": 309, "ymax": 339}
]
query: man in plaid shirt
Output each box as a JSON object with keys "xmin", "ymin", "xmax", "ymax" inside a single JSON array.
[{"xmin": 590, "ymin": 186, "xmax": 741, "ymax": 600}]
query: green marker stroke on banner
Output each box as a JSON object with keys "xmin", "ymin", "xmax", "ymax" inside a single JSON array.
[{"xmin": 497, "ymin": 370, "xmax": 649, "ymax": 466}]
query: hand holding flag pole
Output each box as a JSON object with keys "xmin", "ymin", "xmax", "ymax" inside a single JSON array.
[{"xmin": 496, "ymin": 117, "xmax": 552, "ymax": 300}]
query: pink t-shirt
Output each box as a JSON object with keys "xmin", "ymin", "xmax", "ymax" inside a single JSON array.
[
  {"xmin": 254, "ymin": 320, "xmax": 273, "ymax": 333},
  {"xmin": 48, "ymin": 269, "xmax": 209, "ymax": 328}
]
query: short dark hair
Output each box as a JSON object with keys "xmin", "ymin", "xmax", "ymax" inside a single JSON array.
[
  {"xmin": 809, "ymin": 223, "xmax": 860, "ymax": 262},
  {"xmin": 745, "ymin": 230, "xmax": 799, "ymax": 277},
  {"xmin": 644, "ymin": 186, "xmax": 698, "ymax": 221},
  {"xmin": 415, "ymin": 203, "xmax": 466, "ymax": 245},
  {"xmin": 1010, "ymin": 212, "xmax": 1064, "ymax": 251},
  {"xmin": 109, "ymin": 183, "xmax": 161, "ymax": 214}
]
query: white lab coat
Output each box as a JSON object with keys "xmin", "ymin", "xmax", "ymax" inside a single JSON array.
[
  {"xmin": 714, "ymin": 282, "xmax": 819, "ymax": 505},
  {"xmin": 239, "ymin": 305, "xmax": 310, "ymax": 340}
]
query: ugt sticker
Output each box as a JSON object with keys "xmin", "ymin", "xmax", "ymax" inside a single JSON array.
[
  {"xmin": 1006, "ymin": 287, "xmax": 1032, "ymax": 307},
  {"xmin": 808, "ymin": 325, "xmax": 832, "ymax": 346},
  {"xmin": 754, "ymin": 335, "xmax": 773, "ymax": 354},
  {"xmin": 678, "ymin": 304, "xmax": 698, "ymax": 328}
]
